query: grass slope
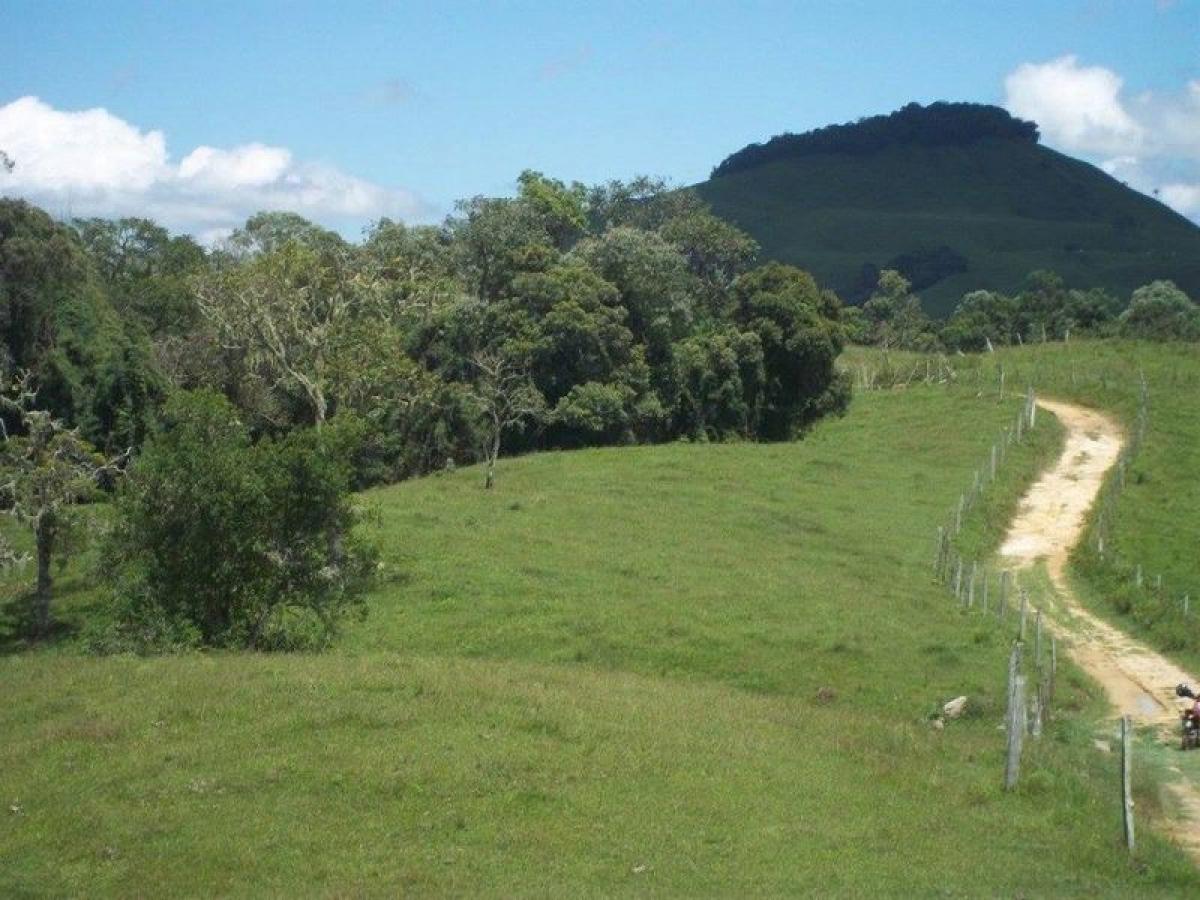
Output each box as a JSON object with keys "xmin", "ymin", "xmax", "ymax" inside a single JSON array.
[
  {"xmin": 843, "ymin": 340, "xmax": 1200, "ymax": 672},
  {"xmin": 3, "ymin": 385, "xmax": 1198, "ymax": 896},
  {"xmin": 943, "ymin": 341, "xmax": 1200, "ymax": 672},
  {"xmin": 695, "ymin": 140, "xmax": 1200, "ymax": 316}
]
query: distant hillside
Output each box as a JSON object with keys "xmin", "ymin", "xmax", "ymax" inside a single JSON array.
[{"xmin": 695, "ymin": 102, "xmax": 1200, "ymax": 317}]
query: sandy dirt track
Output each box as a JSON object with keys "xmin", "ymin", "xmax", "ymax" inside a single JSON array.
[{"xmin": 998, "ymin": 399, "xmax": 1200, "ymax": 860}]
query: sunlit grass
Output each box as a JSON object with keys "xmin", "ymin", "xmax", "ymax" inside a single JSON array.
[{"xmin": 2, "ymin": 381, "xmax": 1197, "ymax": 895}]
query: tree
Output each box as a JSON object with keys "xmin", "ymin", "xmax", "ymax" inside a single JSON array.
[
  {"xmin": 0, "ymin": 373, "xmax": 120, "ymax": 635},
  {"xmin": 570, "ymin": 226, "xmax": 698, "ymax": 357},
  {"xmin": 74, "ymin": 217, "xmax": 206, "ymax": 337},
  {"xmin": 862, "ymin": 269, "xmax": 938, "ymax": 351},
  {"xmin": 447, "ymin": 196, "xmax": 556, "ymax": 301},
  {"xmin": 659, "ymin": 205, "xmax": 759, "ymax": 318},
  {"xmin": 1, "ymin": 200, "xmax": 164, "ymax": 451},
  {"xmin": 1062, "ymin": 287, "xmax": 1119, "ymax": 335},
  {"xmin": 942, "ymin": 290, "xmax": 1017, "ymax": 351},
  {"xmin": 102, "ymin": 391, "xmax": 375, "ymax": 650},
  {"xmin": 1015, "ymin": 270, "xmax": 1068, "ymax": 342},
  {"xmin": 730, "ymin": 263, "xmax": 848, "ymax": 438},
  {"xmin": 195, "ymin": 242, "xmax": 374, "ymax": 428},
  {"xmin": 225, "ymin": 211, "xmax": 347, "ymax": 258},
  {"xmin": 516, "ymin": 170, "xmax": 588, "ymax": 250},
  {"xmin": 669, "ymin": 328, "xmax": 764, "ymax": 440},
  {"xmin": 468, "ymin": 351, "xmax": 546, "ymax": 489},
  {"xmin": 0, "ymin": 150, "xmax": 13, "ymax": 173},
  {"xmin": 1119, "ymin": 280, "xmax": 1200, "ymax": 341},
  {"xmin": 360, "ymin": 218, "xmax": 461, "ymax": 323}
]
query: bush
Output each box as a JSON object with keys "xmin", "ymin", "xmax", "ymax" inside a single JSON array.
[
  {"xmin": 1119, "ymin": 280, "xmax": 1200, "ymax": 341},
  {"xmin": 99, "ymin": 391, "xmax": 376, "ymax": 651}
]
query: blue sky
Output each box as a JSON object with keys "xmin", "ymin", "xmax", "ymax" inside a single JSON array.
[{"xmin": 1, "ymin": 1, "xmax": 1197, "ymax": 238}]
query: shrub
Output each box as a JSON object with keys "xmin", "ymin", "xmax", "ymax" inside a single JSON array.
[
  {"xmin": 1119, "ymin": 280, "xmax": 1200, "ymax": 341},
  {"xmin": 100, "ymin": 391, "xmax": 376, "ymax": 651}
]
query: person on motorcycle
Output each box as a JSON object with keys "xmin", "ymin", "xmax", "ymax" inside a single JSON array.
[{"xmin": 1176, "ymin": 684, "xmax": 1200, "ymax": 750}]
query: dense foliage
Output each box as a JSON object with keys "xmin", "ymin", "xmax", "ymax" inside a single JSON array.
[
  {"xmin": 711, "ymin": 102, "xmax": 1039, "ymax": 178},
  {"xmin": 98, "ymin": 391, "xmax": 375, "ymax": 651},
  {"xmin": 3, "ymin": 166, "xmax": 1194, "ymax": 646},
  {"xmin": 0, "ymin": 177, "xmax": 860, "ymax": 644}
]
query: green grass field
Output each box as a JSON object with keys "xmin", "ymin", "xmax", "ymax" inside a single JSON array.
[
  {"xmin": 695, "ymin": 141, "xmax": 1200, "ymax": 315},
  {"xmin": 3, "ymin": 380, "xmax": 1199, "ymax": 895},
  {"xmin": 843, "ymin": 340, "xmax": 1200, "ymax": 673}
]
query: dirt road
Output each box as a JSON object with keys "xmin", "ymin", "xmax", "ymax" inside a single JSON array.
[{"xmin": 997, "ymin": 398, "xmax": 1200, "ymax": 859}]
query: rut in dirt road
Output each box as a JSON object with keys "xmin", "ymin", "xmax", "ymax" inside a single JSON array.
[{"xmin": 997, "ymin": 398, "xmax": 1200, "ymax": 860}]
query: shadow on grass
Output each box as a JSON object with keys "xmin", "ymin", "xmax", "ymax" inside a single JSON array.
[{"xmin": 0, "ymin": 581, "xmax": 102, "ymax": 655}]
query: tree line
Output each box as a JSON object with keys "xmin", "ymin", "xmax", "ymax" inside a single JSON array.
[
  {"xmin": 847, "ymin": 268, "xmax": 1200, "ymax": 352},
  {"xmin": 3, "ymin": 170, "xmax": 1193, "ymax": 651},
  {"xmin": 0, "ymin": 174, "xmax": 851, "ymax": 649}
]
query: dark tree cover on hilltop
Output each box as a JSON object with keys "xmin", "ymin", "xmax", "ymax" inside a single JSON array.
[{"xmin": 712, "ymin": 102, "xmax": 1040, "ymax": 178}]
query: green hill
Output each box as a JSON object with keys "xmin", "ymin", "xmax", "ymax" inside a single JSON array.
[
  {"xmin": 694, "ymin": 103, "xmax": 1200, "ymax": 316},
  {"xmin": 5, "ymin": 379, "xmax": 1200, "ymax": 895}
]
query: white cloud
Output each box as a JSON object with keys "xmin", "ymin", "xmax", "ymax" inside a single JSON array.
[
  {"xmin": 1004, "ymin": 56, "xmax": 1145, "ymax": 157},
  {"xmin": 1004, "ymin": 58, "xmax": 1200, "ymax": 222},
  {"xmin": 1161, "ymin": 183, "xmax": 1200, "ymax": 216},
  {"xmin": 178, "ymin": 144, "xmax": 292, "ymax": 189},
  {"xmin": 0, "ymin": 96, "xmax": 425, "ymax": 240}
]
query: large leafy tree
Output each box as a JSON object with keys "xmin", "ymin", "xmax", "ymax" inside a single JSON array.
[
  {"xmin": 730, "ymin": 263, "xmax": 848, "ymax": 438},
  {"xmin": 360, "ymin": 218, "xmax": 461, "ymax": 324},
  {"xmin": 447, "ymin": 196, "xmax": 556, "ymax": 302},
  {"xmin": 102, "ymin": 391, "xmax": 375, "ymax": 650},
  {"xmin": 1120, "ymin": 280, "xmax": 1200, "ymax": 341},
  {"xmin": 1, "ymin": 200, "xmax": 165, "ymax": 450},
  {"xmin": 571, "ymin": 226, "xmax": 698, "ymax": 359},
  {"xmin": 195, "ymin": 241, "xmax": 378, "ymax": 428}
]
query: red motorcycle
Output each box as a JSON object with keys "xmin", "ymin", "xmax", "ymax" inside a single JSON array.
[{"xmin": 1176, "ymin": 684, "xmax": 1200, "ymax": 750}]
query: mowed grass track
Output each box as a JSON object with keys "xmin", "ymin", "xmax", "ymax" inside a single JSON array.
[{"xmin": 3, "ymin": 387, "xmax": 1199, "ymax": 896}]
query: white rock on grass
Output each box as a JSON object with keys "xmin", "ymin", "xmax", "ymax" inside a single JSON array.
[{"xmin": 942, "ymin": 696, "xmax": 968, "ymax": 719}]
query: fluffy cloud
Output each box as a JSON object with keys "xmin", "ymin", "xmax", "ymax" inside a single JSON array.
[
  {"xmin": 0, "ymin": 96, "xmax": 425, "ymax": 239},
  {"xmin": 1004, "ymin": 56, "xmax": 1145, "ymax": 157},
  {"xmin": 1004, "ymin": 57, "xmax": 1200, "ymax": 222}
]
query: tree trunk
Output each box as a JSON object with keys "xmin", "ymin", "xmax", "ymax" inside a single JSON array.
[
  {"xmin": 484, "ymin": 430, "xmax": 500, "ymax": 489},
  {"xmin": 33, "ymin": 517, "xmax": 54, "ymax": 636},
  {"xmin": 313, "ymin": 389, "xmax": 327, "ymax": 431}
]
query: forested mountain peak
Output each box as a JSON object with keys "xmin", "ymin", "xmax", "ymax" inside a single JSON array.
[{"xmin": 712, "ymin": 102, "xmax": 1040, "ymax": 179}]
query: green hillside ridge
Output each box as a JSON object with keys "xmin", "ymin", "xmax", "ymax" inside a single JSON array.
[
  {"xmin": 4, "ymin": 383, "xmax": 1200, "ymax": 895},
  {"xmin": 695, "ymin": 104, "xmax": 1200, "ymax": 316}
]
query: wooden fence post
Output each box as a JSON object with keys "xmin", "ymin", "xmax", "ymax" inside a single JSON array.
[
  {"xmin": 981, "ymin": 569, "xmax": 989, "ymax": 614},
  {"xmin": 1121, "ymin": 715, "xmax": 1135, "ymax": 852},
  {"xmin": 1019, "ymin": 591, "xmax": 1028, "ymax": 641},
  {"xmin": 954, "ymin": 558, "xmax": 963, "ymax": 602},
  {"xmin": 999, "ymin": 571, "xmax": 1009, "ymax": 618},
  {"xmin": 968, "ymin": 561, "xmax": 977, "ymax": 608},
  {"xmin": 1005, "ymin": 674, "xmax": 1026, "ymax": 791},
  {"xmin": 1007, "ymin": 642, "xmax": 1023, "ymax": 709}
]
